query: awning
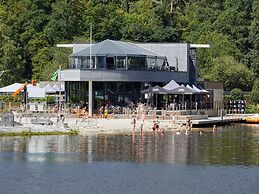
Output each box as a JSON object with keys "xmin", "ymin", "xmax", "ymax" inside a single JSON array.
[
  {"xmin": 45, "ymin": 84, "xmax": 57, "ymax": 94},
  {"xmin": 168, "ymin": 86, "xmax": 197, "ymax": 95},
  {"xmin": 141, "ymin": 86, "xmax": 168, "ymax": 94},
  {"xmin": 28, "ymin": 87, "xmax": 46, "ymax": 98},
  {"xmin": 52, "ymin": 84, "xmax": 65, "ymax": 92},
  {"xmin": 163, "ymin": 79, "xmax": 180, "ymax": 90}
]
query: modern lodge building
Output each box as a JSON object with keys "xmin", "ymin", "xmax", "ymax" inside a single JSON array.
[{"xmin": 57, "ymin": 39, "xmax": 210, "ymax": 116}]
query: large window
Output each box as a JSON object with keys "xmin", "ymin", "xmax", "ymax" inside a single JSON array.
[
  {"xmin": 127, "ymin": 57, "xmax": 146, "ymax": 70},
  {"xmin": 71, "ymin": 57, "xmax": 95, "ymax": 69},
  {"xmin": 66, "ymin": 81, "xmax": 88, "ymax": 103},
  {"xmin": 71, "ymin": 56, "xmax": 168, "ymax": 71},
  {"xmin": 106, "ymin": 57, "xmax": 115, "ymax": 70},
  {"xmin": 97, "ymin": 57, "xmax": 106, "ymax": 69},
  {"xmin": 116, "ymin": 56, "xmax": 126, "ymax": 69}
]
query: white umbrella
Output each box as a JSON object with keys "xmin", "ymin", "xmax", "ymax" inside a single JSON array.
[{"xmin": 45, "ymin": 84, "xmax": 57, "ymax": 94}]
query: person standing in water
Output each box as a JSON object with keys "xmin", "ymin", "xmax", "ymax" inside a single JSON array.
[
  {"xmin": 186, "ymin": 116, "xmax": 192, "ymax": 131},
  {"xmin": 213, "ymin": 125, "xmax": 217, "ymax": 132},
  {"xmin": 140, "ymin": 109, "xmax": 145, "ymax": 133},
  {"xmin": 132, "ymin": 112, "xmax": 136, "ymax": 132}
]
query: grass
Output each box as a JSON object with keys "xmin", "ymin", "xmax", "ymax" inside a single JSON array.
[{"xmin": 0, "ymin": 129, "xmax": 79, "ymax": 137}]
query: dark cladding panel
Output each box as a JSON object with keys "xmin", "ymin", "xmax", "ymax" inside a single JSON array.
[{"xmin": 60, "ymin": 69, "xmax": 189, "ymax": 83}]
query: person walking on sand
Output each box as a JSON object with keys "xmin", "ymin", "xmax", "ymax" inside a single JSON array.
[
  {"xmin": 99, "ymin": 105, "xmax": 104, "ymax": 118},
  {"xmin": 172, "ymin": 115, "xmax": 176, "ymax": 126},
  {"xmin": 104, "ymin": 105, "xmax": 108, "ymax": 118}
]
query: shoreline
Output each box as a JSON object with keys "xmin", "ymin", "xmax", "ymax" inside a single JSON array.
[
  {"xmin": 0, "ymin": 129, "xmax": 79, "ymax": 137},
  {"xmin": 0, "ymin": 114, "xmax": 252, "ymax": 137}
]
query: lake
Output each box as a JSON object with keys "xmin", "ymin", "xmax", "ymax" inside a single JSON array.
[{"xmin": 0, "ymin": 124, "xmax": 259, "ymax": 194}]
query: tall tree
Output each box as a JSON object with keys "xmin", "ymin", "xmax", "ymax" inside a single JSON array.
[
  {"xmin": 248, "ymin": 0, "xmax": 259, "ymax": 76},
  {"xmin": 0, "ymin": 24, "xmax": 25, "ymax": 86}
]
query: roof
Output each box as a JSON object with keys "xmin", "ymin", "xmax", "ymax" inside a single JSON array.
[
  {"xmin": 163, "ymin": 79, "xmax": 180, "ymax": 90},
  {"xmin": 72, "ymin": 39, "xmax": 165, "ymax": 58},
  {"xmin": 169, "ymin": 86, "xmax": 197, "ymax": 95},
  {"xmin": 140, "ymin": 86, "xmax": 168, "ymax": 94},
  {"xmin": 0, "ymin": 83, "xmax": 23, "ymax": 93}
]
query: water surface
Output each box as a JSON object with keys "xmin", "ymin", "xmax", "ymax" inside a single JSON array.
[{"xmin": 0, "ymin": 124, "xmax": 259, "ymax": 194}]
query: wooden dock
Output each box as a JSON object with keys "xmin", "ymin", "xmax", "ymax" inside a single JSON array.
[{"xmin": 191, "ymin": 116, "xmax": 245, "ymax": 127}]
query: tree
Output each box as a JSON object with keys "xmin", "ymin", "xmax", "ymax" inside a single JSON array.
[
  {"xmin": 44, "ymin": 0, "xmax": 85, "ymax": 43},
  {"xmin": 208, "ymin": 56, "xmax": 255, "ymax": 91},
  {"xmin": 230, "ymin": 88, "xmax": 244, "ymax": 100},
  {"xmin": 252, "ymin": 79, "xmax": 259, "ymax": 90},
  {"xmin": 249, "ymin": 90, "xmax": 259, "ymax": 104},
  {"xmin": 0, "ymin": 23, "xmax": 25, "ymax": 86},
  {"xmin": 196, "ymin": 32, "xmax": 241, "ymax": 78},
  {"xmin": 83, "ymin": 3, "xmax": 124, "ymax": 41},
  {"xmin": 248, "ymin": 0, "xmax": 259, "ymax": 77},
  {"xmin": 213, "ymin": 0, "xmax": 253, "ymax": 56}
]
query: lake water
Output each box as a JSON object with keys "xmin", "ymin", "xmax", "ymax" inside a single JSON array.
[{"xmin": 0, "ymin": 124, "xmax": 259, "ymax": 194}]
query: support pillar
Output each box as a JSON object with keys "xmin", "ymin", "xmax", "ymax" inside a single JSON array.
[{"xmin": 88, "ymin": 81, "xmax": 93, "ymax": 117}]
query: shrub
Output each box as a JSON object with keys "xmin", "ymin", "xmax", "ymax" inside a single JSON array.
[
  {"xmin": 230, "ymin": 88, "xmax": 244, "ymax": 100},
  {"xmin": 249, "ymin": 89, "xmax": 259, "ymax": 104}
]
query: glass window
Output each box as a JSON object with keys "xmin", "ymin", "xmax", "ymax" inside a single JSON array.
[
  {"xmin": 71, "ymin": 57, "xmax": 95, "ymax": 69},
  {"xmin": 106, "ymin": 57, "xmax": 115, "ymax": 70},
  {"xmin": 127, "ymin": 57, "xmax": 146, "ymax": 70},
  {"xmin": 116, "ymin": 57, "xmax": 126, "ymax": 69},
  {"xmin": 97, "ymin": 57, "xmax": 106, "ymax": 69}
]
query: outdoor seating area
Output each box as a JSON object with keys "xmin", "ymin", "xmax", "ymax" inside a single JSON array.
[{"xmin": 140, "ymin": 79, "xmax": 211, "ymax": 111}]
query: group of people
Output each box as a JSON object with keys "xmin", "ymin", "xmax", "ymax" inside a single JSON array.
[
  {"xmin": 175, "ymin": 116, "xmax": 192, "ymax": 135},
  {"xmin": 131, "ymin": 112, "xmax": 219, "ymax": 135},
  {"xmin": 99, "ymin": 105, "xmax": 108, "ymax": 118},
  {"xmin": 152, "ymin": 117, "xmax": 166, "ymax": 134}
]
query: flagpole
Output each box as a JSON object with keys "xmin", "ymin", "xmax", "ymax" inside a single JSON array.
[
  {"xmin": 89, "ymin": 23, "xmax": 93, "ymax": 117},
  {"xmin": 58, "ymin": 65, "xmax": 61, "ymax": 125},
  {"xmin": 90, "ymin": 23, "xmax": 92, "ymax": 69}
]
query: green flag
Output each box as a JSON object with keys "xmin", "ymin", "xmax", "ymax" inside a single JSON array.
[{"xmin": 51, "ymin": 66, "xmax": 61, "ymax": 81}]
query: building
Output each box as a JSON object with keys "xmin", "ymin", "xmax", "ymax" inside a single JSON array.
[{"xmin": 58, "ymin": 39, "xmax": 209, "ymax": 116}]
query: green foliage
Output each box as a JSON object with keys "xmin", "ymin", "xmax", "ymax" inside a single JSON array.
[
  {"xmin": 245, "ymin": 103, "xmax": 259, "ymax": 114},
  {"xmin": 0, "ymin": 95, "xmax": 22, "ymax": 104},
  {"xmin": 229, "ymin": 88, "xmax": 244, "ymax": 100},
  {"xmin": 249, "ymin": 90, "xmax": 259, "ymax": 104},
  {"xmin": 208, "ymin": 56, "xmax": 255, "ymax": 91},
  {"xmin": 0, "ymin": 0, "xmax": 258, "ymax": 90},
  {"xmin": 46, "ymin": 96, "xmax": 55, "ymax": 104},
  {"xmin": 249, "ymin": 79, "xmax": 259, "ymax": 104},
  {"xmin": 252, "ymin": 79, "xmax": 259, "ymax": 90},
  {"xmin": 0, "ymin": 129, "xmax": 79, "ymax": 137}
]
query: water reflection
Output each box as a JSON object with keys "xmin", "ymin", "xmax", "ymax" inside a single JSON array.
[{"xmin": 0, "ymin": 124, "xmax": 259, "ymax": 165}]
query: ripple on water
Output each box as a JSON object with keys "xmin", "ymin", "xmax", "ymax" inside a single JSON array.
[{"xmin": 0, "ymin": 124, "xmax": 259, "ymax": 193}]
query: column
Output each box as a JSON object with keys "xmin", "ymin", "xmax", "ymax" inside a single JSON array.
[{"xmin": 88, "ymin": 81, "xmax": 93, "ymax": 117}]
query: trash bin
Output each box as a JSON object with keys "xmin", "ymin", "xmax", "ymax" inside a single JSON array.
[{"xmin": 63, "ymin": 123, "xmax": 68, "ymax": 128}]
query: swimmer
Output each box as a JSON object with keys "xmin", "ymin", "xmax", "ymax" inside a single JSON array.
[
  {"xmin": 175, "ymin": 130, "xmax": 181, "ymax": 135},
  {"xmin": 161, "ymin": 128, "xmax": 165, "ymax": 134},
  {"xmin": 152, "ymin": 121, "xmax": 156, "ymax": 132},
  {"xmin": 199, "ymin": 130, "xmax": 203, "ymax": 135},
  {"xmin": 213, "ymin": 125, "xmax": 217, "ymax": 132}
]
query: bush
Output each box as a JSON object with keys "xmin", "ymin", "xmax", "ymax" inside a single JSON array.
[
  {"xmin": 230, "ymin": 88, "xmax": 244, "ymax": 100},
  {"xmin": 245, "ymin": 104, "xmax": 259, "ymax": 114},
  {"xmin": 249, "ymin": 89, "xmax": 259, "ymax": 104},
  {"xmin": 0, "ymin": 95, "xmax": 23, "ymax": 110},
  {"xmin": 252, "ymin": 79, "xmax": 259, "ymax": 90}
]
